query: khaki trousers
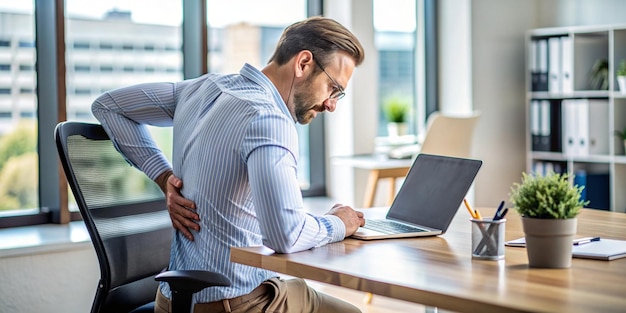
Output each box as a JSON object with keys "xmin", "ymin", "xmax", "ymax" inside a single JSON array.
[{"xmin": 155, "ymin": 277, "xmax": 361, "ymax": 313}]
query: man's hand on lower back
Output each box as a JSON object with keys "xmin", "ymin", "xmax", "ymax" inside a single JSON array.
[{"xmin": 162, "ymin": 172, "xmax": 200, "ymax": 241}]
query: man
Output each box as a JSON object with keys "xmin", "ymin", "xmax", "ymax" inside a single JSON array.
[{"xmin": 92, "ymin": 16, "xmax": 366, "ymax": 313}]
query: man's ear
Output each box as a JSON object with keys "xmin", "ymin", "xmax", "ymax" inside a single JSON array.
[{"xmin": 294, "ymin": 50, "xmax": 314, "ymax": 78}]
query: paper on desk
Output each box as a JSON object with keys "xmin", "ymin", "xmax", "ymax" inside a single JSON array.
[{"xmin": 505, "ymin": 237, "xmax": 626, "ymax": 261}]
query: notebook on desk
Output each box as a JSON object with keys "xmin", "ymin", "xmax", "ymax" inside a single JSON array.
[{"xmin": 351, "ymin": 153, "xmax": 483, "ymax": 240}]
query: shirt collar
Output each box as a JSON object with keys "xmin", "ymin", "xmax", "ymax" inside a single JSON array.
[{"xmin": 239, "ymin": 63, "xmax": 295, "ymax": 123}]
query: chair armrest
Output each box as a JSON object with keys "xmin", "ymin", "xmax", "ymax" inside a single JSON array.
[
  {"xmin": 155, "ymin": 270, "xmax": 231, "ymax": 313},
  {"xmin": 155, "ymin": 270, "xmax": 231, "ymax": 293}
]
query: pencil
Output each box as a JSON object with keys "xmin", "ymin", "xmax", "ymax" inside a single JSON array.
[{"xmin": 463, "ymin": 198, "xmax": 477, "ymax": 219}]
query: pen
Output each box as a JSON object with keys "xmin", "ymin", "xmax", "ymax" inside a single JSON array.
[
  {"xmin": 464, "ymin": 198, "xmax": 477, "ymax": 219},
  {"xmin": 573, "ymin": 237, "xmax": 600, "ymax": 245},
  {"xmin": 494, "ymin": 208, "xmax": 508, "ymax": 221},
  {"xmin": 493, "ymin": 201, "xmax": 505, "ymax": 220}
]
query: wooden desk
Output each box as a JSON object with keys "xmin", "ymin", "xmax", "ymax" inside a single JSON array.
[
  {"xmin": 332, "ymin": 155, "xmax": 412, "ymax": 207},
  {"xmin": 231, "ymin": 208, "xmax": 626, "ymax": 313}
]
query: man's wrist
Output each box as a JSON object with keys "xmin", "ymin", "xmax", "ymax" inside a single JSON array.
[{"xmin": 155, "ymin": 170, "xmax": 173, "ymax": 194}]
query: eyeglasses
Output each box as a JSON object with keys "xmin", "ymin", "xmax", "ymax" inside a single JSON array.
[{"xmin": 313, "ymin": 57, "xmax": 345, "ymax": 100}]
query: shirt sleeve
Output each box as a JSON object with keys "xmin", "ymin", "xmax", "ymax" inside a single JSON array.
[
  {"xmin": 91, "ymin": 82, "xmax": 180, "ymax": 180},
  {"xmin": 245, "ymin": 124, "xmax": 346, "ymax": 254}
]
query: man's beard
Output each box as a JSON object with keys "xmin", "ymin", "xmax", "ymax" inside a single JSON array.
[{"xmin": 293, "ymin": 81, "xmax": 325, "ymax": 125}]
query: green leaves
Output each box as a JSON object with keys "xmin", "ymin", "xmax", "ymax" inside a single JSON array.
[
  {"xmin": 383, "ymin": 97, "xmax": 410, "ymax": 123},
  {"xmin": 510, "ymin": 172, "xmax": 588, "ymax": 219},
  {"xmin": 617, "ymin": 59, "xmax": 626, "ymax": 77}
]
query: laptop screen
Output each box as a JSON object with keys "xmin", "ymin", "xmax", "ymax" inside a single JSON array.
[{"xmin": 386, "ymin": 154, "xmax": 482, "ymax": 232}]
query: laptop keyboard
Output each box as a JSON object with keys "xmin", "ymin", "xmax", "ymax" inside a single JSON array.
[{"xmin": 362, "ymin": 219, "xmax": 427, "ymax": 235}]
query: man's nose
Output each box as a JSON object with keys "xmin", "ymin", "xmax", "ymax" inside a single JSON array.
[{"xmin": 324, "ymin": 98, "xmax": 337, "ymax": 112}]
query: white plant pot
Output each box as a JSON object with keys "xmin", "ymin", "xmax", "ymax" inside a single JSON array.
[
  {"xmin": 618, "ymin": 76, "xmax": 626, "ymax": 94},
  {"xmin": 387, "ymin": 122, "xmax": 408, "ymax": 137}
]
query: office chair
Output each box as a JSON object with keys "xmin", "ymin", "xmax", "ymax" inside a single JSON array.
[
  {"xmin": 55, "ymin": 121, "xmax": 230, "ymax": 313},
  {"xmin": 419, "ymin": 111, "xmax": 481, "ymax": 158}
]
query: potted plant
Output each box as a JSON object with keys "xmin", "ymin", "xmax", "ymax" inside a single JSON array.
[
  {"xmin": 510, "ymin": 171, "xmax": 588, "ymax": 268},
  {"xmin": 589, "ymin": 59, "xmax": 609, "ymax": 90},
  {"xmin": 383, "ymin": 97, "xmax": 410, "ymax": 137},
  {"xmin": 615, "ymin": 126, "xmax": 626, "ymax": 155},
  {"xmin": 617, "ymin": 59, "xmax": 626, "ymax": 94}
]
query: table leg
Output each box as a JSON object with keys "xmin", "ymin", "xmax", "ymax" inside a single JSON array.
[
  {"xmin": 363, "ymin": 170, "xmax": 380, "ymax": 208},
  {"xmin": 387, "ymin": 177, "xmax": 396, "ymax": 206}
]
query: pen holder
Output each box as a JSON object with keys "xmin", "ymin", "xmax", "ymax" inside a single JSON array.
[{"xmin": 471, "ymin": 218, "xmax": 506, "ymax": 260}]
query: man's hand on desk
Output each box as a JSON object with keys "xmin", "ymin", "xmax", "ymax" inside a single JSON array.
[{"xmin": 326, "ymin": 204, "xmax": 366, "ymax": 237}]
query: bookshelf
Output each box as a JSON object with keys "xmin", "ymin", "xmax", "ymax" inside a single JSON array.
[{"xmin": 526, "ymin": 24, "xmax": 626, "ymax": 213}]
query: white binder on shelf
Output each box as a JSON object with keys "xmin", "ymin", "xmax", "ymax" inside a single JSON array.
[
  {"xmin": 560, "ymin": 36, "xmax": 574, "ymax": 94},
  {"xmin": 548, "ymin": 37, "xmax": 562, "ymax": 94},
  {"xmin": 561, "ymin": 99, "xmax": 578, "ymax": 157},
  {"xmin": 540, "ymin": 100, "xmax": 551, "ymax": 150},
  {"xmin": 562, "ymin": 99, "xmax": 609, "ymax": 157},
  {"xmin": 537, "ymin": 39, "xmax": 549, "ymax": 91},
  {"xmin": 530, "ymin": 100, "xmax": 541, "ymax": 150},
  {"xmin": 576, "ymin": 100, "xmax": 590, "ymax": 156},
  {"xmin": 586, "ymin": 99, "xmax": 609, "ymax": 155}
]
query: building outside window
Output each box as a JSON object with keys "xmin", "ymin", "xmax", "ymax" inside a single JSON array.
[{"xmin": 0, "ymin": 5, "xmax": 38, "ymax": 217}]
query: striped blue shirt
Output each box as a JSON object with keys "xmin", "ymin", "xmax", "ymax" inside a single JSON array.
[{"xmin": 92, "ymin": 63, "xmax": 346, "ymax": 303}]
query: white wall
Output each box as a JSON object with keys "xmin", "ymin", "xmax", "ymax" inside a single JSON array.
[
  {"xmin": 536, "ymin": 0, "xmax": 626, "ymax": 27},
  {"xmin": 469, "ymin": 0, "xmax": 535, "ymax": 207},
  {"xmin": 0, "ymin": 245, "xmax": 98, "ymax": 313},
  {"xmin": 439, "ymin": 0, "xmax": 473, "ymax": 115}
]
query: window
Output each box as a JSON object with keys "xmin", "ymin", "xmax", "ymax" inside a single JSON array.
[
  {"xmin": 72, "ymin": 41, "xmax": 90, "ymax": 49},
  {"xmin": 19, "ymin": 87, "xmax": 34, "ymax": 94},
  {"xmin": 374, "ymin": 0, "xmax": 417, "ymax": 136},
  {"xmin": 99, "ymin": 42, "xmax": 113, "ymax": 50},
  {"xmin": 74, "ymin": 88, "xmax": 91, "ymax": 95},
  {"xmin": 18, "ymin": 40, "xmax": 35, "ymax": 48},
  {"xmin": 73, "ymin": 65, "xmax": 90, "ymax": 72}
]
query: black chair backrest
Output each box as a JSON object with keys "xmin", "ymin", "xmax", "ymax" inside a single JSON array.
[{"xmin": 55, "ymin": 121, "xmax": 172, "ymax": 313}]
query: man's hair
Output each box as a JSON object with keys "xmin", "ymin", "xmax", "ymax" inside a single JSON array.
[{"xmin": 268, "ymin": 16, "xmax": 365, "ymax": 69}]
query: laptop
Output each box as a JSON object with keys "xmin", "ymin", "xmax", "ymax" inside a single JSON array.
[{"xmin": 351, "ymin": 153, "xmax": 483, "ymax": 240}]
